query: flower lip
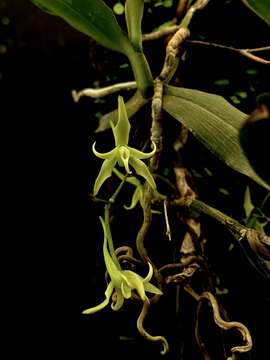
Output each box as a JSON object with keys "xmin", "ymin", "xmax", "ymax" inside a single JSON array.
[{"xmin": 118, "ymin": 146, "xmax": 132, "ymax": 174}]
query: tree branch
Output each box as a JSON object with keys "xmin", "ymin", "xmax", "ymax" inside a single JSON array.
[
  {"xmin": 170, "ymin": 198, "xmax": 270, "ymax": 279},
  {"xmin": 186, "ymin": 40, "xmax": 270, "ymax": 65},
  {"xmin": 142, "ymin": 25, "xmax": 180, "ymax": 42},
  {"xmin": 71, "ymin": 81, "xmax": 137, "ymax": 102}
]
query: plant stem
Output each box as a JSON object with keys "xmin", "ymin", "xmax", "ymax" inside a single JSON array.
[
  {"xmin": 186, "ymin": 40, "xmax": 270, "ymax": 64},
  {"xmin": 180, "ymin": 0, "xmax": 209, "ymax": 28},
  {"xmin": 178, "ymin": 198, "xmax": 262, "ymax": 242},
  {"xmin": 126, "ymin": 48, "xmax": 154, "ymax": 99},
  {"xmin": 109, "ymin": 177, "xmax": 127, "ymax": 204},
  {"xmin": 104, "ymin": 204, "xmax": 119, "ymax": 267},
  {"xmin": 189, "ymin": 199, "xmax": 241, "ymax": 236},
  {"xmin": 104, "ymin": 177, "xmax": 128, "ymax": 266}
]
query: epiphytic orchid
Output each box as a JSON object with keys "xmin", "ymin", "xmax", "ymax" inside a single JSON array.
[
  {"xmin": 83, "ymin": 216, "xmax": 162, "ymax": 315},
  {"xmin": 92, "ymin": 96, "xmax": 156, "ymax": 195}
]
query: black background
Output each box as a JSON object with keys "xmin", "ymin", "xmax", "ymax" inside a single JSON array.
[{"xmin": 2, "ymin": 1, "xmax": 269, "ymax": 359}]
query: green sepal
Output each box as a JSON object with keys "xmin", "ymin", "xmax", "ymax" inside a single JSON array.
[
  {"xmin": 129, "ymin": 157, "xmax": 156, "ymax": 190},
  {"xmin": 112, "ymin": 96, "xmax": 131, "ymax": 146}
]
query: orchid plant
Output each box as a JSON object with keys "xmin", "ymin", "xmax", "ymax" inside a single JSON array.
[
  {"xmin": 83, "ymin": 214, "xmax": 162, "ymax": 315},
  {"xmin": 30, "ymin": 0, "xmax": 270, "ymax": 358}
]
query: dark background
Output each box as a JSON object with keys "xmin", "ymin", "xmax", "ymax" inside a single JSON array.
[{"xmin": 2, "ymin": 1, "xmax": 269, "ymax": 359}]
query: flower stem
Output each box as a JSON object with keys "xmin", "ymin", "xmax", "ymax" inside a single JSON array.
[
  {"xmin": 109, "ymin": 176, "xmax": 128, "ymax": 204},
  {"xmin": 104, "ymin": 177, "xmax": 128, "ymax": 267},
  {"xmin": 104, "ymin": 205, "xmax": 119, "ymax": 268}
]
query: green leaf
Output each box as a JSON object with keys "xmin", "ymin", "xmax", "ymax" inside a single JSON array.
[
  {"xmin": 163, "ymin": 85, "xmax": 270, "ymax": 191},
  {"xmin": 241, "ymin": 0, "xmax": 270, "ymax": 26},
  {"xmin": 125, "ymin": 0, "xmax": 144, "ymax": 51},
  {"xmin": 31, "ymin": 0, "xmax": 131, "ymax": 53},
  {"xmin": 31, "ymin": 1, "xmax": 153, "ymax": 97},
  {"xmin": 31, "ymin": 0, "xmax": 56, "ymax": 14}
]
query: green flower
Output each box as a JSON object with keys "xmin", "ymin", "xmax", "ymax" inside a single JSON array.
[
  {"xmin": 113, "ymin": 168, "xmax": 144, "ymax": 209},
  {"xmin": 124, "ymin": 179, "xmax": 144, "ymax": 210},
  {"xmin": 83, "ymin": 217, "xmax": 162, "ymax": 315},
  {"xmin": 92, "ymin": 96, "xmax": 156, "ymax": 195},
  {"xmin": 113, "ymin": 168, "xmax": 167, "ymax": 210}
]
